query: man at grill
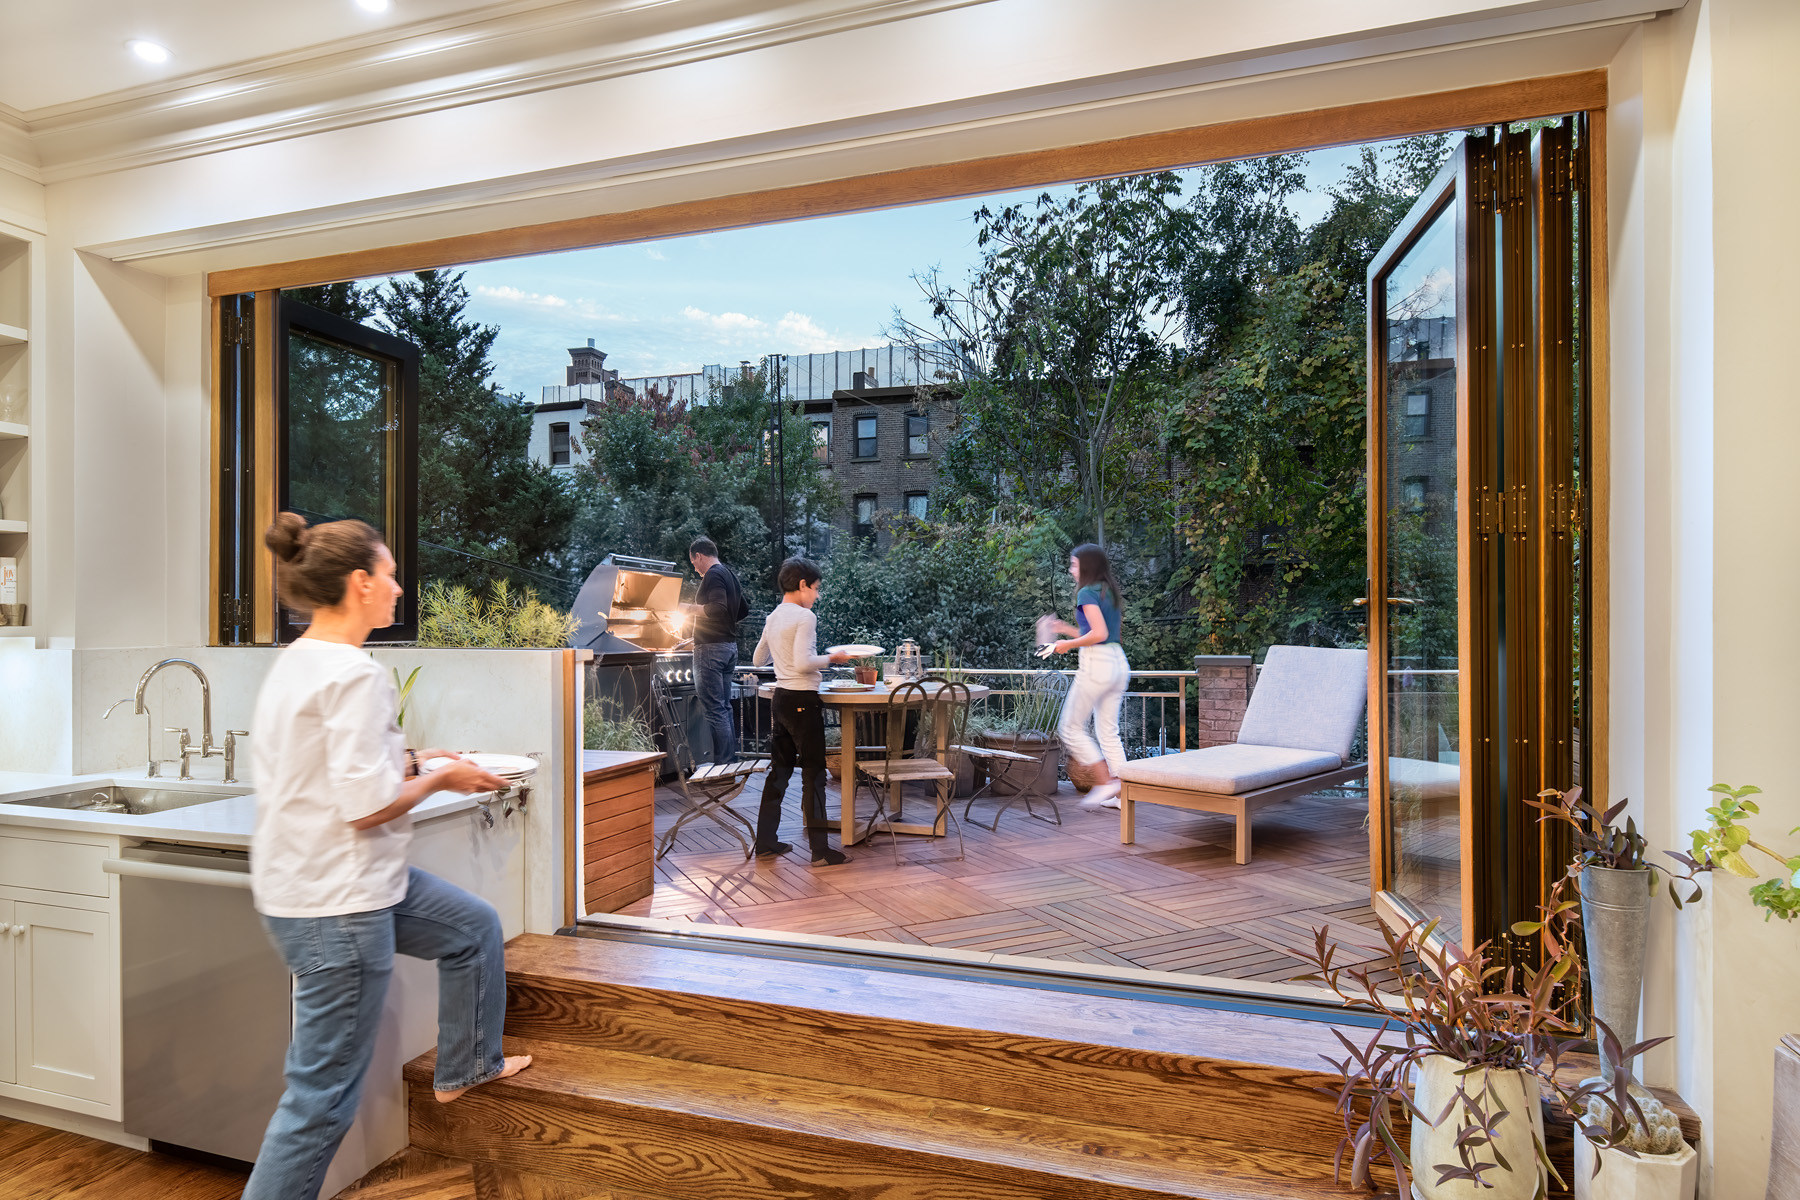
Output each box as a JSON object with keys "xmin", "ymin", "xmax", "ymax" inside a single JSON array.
[{"xmin": 687, "ymin": 537, "xmax": 749, "ymax": 764}]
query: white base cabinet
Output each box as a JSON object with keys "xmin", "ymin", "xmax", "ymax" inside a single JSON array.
[{"xmin": 0, "ymin": 898, "xmax": 14, "ymax": 1084}]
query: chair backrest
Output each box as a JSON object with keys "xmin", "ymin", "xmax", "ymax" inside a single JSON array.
[
  {"xmin": 882, "ymin": 680, "xmax": 935, "ymax": 764},
  {"xmin": 1234, "ymin": 645, "xmax": 1369, "ymax": 762},
  {"xmin": 648, "ymin": 675, "xmax": 697, "ymax": 784},
  {"xmin": 925, "ymin": 675, "xmax": 974, "ymax": 763}
]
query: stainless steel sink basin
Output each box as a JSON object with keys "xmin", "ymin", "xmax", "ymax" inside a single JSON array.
[{"xmin": 3, "ymin": 785, "xmax": 241, "ymax": 816}]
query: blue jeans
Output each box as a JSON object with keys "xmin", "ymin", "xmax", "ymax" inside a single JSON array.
[
  {"xmin": 693, "ymin": 641, "xmax": 739, "ymax": 764},
  {"xmin": 242, "ymin": 868, "xmax": 507, "ymax": 1200}
]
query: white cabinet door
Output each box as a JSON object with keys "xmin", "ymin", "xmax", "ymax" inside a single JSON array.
[
  {"xmin": 15, "ymin": 902, "xmax": 113, "ymax": 1104},
  {"xmin": 0, "ymin": 898, "xmax": 13, "ymax": 1084}
]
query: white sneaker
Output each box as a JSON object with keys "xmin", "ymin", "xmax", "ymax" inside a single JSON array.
[{"xmin": 1086, "ymin": 779, "xmax": 1122, "ymax": 809}]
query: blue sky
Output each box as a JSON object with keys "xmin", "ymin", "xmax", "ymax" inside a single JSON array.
[{"xmin": 451, "ymin": 143, "xmax": 1376, "ymax": 398}]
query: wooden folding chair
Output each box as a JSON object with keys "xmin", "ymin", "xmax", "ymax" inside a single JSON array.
[{"xmin": 855, "ymin": 679, "xmax": 965, "ymax": 865}]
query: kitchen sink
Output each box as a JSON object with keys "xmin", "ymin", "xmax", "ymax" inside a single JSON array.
[{"xmin": 3, "ymin": 785, "xmax": 243, "ymax": 816}]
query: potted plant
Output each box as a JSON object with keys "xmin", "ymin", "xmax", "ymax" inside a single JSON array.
[
  {"xmin": 975, "ymin": 671, "xmax": 1064, "ymax": 797},
  {"xmin": 1297, "ymin": 918, "xmax": 1658, "ymax": 1200},
  {"xmin": 1571, "ymin": 1038, "xmax": 1697, "ymax": 1200},
  {"xmin": 1524, "ymin": 787, "xmax": 1701, "ymax": 1087},
  {"xmin": 853, "ymin": 656, "xmax": 881, "ymax": 686}
]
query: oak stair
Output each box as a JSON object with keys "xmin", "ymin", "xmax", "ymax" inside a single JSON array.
[{"xmin": 391, "ymin": 933, "xmax": 1368, "ymax": 1200}]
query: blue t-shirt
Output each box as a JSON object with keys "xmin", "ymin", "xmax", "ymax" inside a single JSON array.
[{"xmin": 1075, "ymin": 584, "xmax": 1121, "ymax": 644}]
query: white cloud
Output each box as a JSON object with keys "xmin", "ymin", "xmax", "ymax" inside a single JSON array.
[
  {"xmin": 682, "ymin": 306, "xmax": 765, "ymax": 333},
  {"xmin": 774, "ymin": 311, "xmax": 866, "ymax": 354},
  {"xmin": 475, "ymin": 284, "xmax": 568, "ymax": 309},
  {"xmin": 645, "ymin": 248, "xmax": 666, "ymax": 261}
]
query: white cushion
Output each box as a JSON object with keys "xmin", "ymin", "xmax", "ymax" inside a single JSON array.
[
  {"xmin": 1236, "ymin": 645, "xmax": 1369, "ymax": 762},
  {"xmin": 1388, "ymin": 756, "xmax": 1460, "ymax": 801},
  {"xmin": 1117, "ymin": 744, "xmax": 1342, "ymax": 795}
]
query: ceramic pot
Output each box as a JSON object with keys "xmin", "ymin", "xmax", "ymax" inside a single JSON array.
[
  {"xmin": 854, "ymin": 666, "xmax": 879, "ymax": 685},
  {"xmin": 1581, "ymin": 864, "xmax": 1653, "ymax": 1082},
  {"xmin": 1574, "ymin": 1132, "xmax": 1697, "ymax": 1200},
  {"xmin": 1410, "ymin": 1056, "xmax": 1545, "ymax": 1200},
  {"xmin": 977, "ymin": 732, "xmax": 1060, "ymax": 796}
]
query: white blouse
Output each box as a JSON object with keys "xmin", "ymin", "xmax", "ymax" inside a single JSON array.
[{"xmin": 249, "ymin": 639, "xmax": 409, "ymax": 918}]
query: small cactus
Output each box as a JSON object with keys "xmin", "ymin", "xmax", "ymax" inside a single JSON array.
[{"xmin": 1586, "ymin": 1095, "xmax": 1687, "ymax": 1154}]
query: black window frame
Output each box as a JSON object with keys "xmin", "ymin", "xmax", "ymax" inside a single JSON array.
[
  {"xmin": 905, "ymin": 410, "xmax": 929, "ymax": 456},
  {"xmin": 852, "ymin": 493, "xmax": 878, "ymax": 538},
  {"xmin": 275, "ymin": 296, "xmax": 421, "ymax": 644},
  {"xmin": 904, "ymin": 491, "xmax": 928, "ymax": 520},
  {"xmin": 1403, "ymin": 390, "xmax": 1431, "ymax": 439},
  {"xmin": 549, "ymin": 421, "xmax": 572, "ymax": 466},
  {"xmin": 854, "ymin": 413, "xmax": 878, "ymax": 459},
  {"xmin": 811, "ymin": 417, "xmax": 832, "ymax": 463}
]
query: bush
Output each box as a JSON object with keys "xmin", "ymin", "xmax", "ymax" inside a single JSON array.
[
  {"xmin": 583, "ymin": 696, "xmax": 658, "ymax": 752},
  {"xmin": 418, "ymin": 579, "xmax": 580, "ymax": 648}
]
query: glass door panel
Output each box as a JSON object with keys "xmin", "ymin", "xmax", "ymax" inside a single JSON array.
[{"xmin": 1376, "ymin": 197, "xmax": 1465, "ymax": 944}]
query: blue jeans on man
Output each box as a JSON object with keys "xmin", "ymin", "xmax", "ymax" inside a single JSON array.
[
  {"xmin": 693, "ymin": 640, "xmax": 739, "ymax": 764},
  {"xmin": 241, "ymin": 868, "xmax": 507, "ymax": 1200}
]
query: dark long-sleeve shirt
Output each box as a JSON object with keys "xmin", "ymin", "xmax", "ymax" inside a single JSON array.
[{"xmin": 693, "ymin": 563, "xmax": 745, "ymax": 645}]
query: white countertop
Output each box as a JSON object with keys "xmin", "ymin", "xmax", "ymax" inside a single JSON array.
[{"xmin": 0, "ymin": 770, "xmax": 492, "ymax": 848}]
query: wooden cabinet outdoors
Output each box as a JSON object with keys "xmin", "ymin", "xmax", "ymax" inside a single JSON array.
[
  {"xmin": 14, "ymin": 901, "xmax": 112, "ymax": 1104},
  {"xmin": 581, "ymin": 750, "xmax": 662, "ymax": 915}
]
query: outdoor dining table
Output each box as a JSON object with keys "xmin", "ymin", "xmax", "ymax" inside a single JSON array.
[{"xmin": 756, "ymin": 679, "xmax": 991, "ymax": 846}]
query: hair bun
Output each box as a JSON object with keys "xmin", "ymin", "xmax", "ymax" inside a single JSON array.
[{"xmin": 265, "ymin": 512, "xmax": 311, "ymax": 564}]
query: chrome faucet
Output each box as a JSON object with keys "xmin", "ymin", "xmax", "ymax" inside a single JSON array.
[{"xmin": 121, "ymin": 659, "xmax": 244, "ymax": 781}]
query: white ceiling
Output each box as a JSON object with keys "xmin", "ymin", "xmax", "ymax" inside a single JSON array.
[{"xmin": 0, "ymin": 0, "xmax": 558, "ymax": 114}]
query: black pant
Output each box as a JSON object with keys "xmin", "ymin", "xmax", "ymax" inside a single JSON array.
[{"xmin": 757, "ymin": 689, "xmax": 831, "ymax": 855}]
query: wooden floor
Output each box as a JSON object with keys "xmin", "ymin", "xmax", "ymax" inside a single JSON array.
[
  {"xmin": 0, "ymin": 1117, "xmax": 248, "ymax": 1200},
  {"xmin": 618, "ymin": 770, "xmax": 1401, "ymax": 985}
]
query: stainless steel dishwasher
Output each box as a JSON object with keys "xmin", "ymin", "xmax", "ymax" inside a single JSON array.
[{"xmin": 105, "ymin": 843, "xmax": 292, "ymax": 1164}]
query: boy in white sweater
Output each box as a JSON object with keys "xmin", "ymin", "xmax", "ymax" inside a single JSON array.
[{"xmin": 752, "ymin": 557, "xmax": 853, "ymax": 865}]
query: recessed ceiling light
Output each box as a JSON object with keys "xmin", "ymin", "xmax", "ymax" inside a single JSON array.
[
  {"xmin": 128, "ymin": 39, "xmax": 171, "ymax": 64},
  {"xmin": 355, "ymin": 0, "xmax": 391, "ymax": 12}
]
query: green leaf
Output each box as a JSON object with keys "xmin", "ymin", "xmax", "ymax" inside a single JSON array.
[{"xmin": 1716, "ymin": 850, "xmax": 1760, "ymax": 879}]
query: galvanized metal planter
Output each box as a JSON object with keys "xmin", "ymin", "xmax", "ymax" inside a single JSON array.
[{"xmin": 1581, "ymin": 863, "xmax": 1654, "ymax": 1082}]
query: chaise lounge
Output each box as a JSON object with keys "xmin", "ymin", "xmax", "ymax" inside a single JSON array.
[{"xmin": 1117, "ymin": 645, "xmax": 1369, "ymax": 864}]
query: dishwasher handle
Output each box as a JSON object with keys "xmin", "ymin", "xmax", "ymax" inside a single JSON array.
[{"xmin": 103, "ymin": 857, "xmax": 254, "ymax": 890}]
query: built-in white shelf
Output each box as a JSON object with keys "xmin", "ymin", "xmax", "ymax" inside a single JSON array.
[
  {"xmin": 0, "ymin": 519, "xmax": 25, "ymax": 534},
  {"xmin": 0, "ymin": 323, "xmax": 25, "ymax": 347},
  {"xmin": 0, "ymin": 421, "xmax": 26, "ymax": 440}
]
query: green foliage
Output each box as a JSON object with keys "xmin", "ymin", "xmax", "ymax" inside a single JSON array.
[
  {"xmin": 972, "ymin": 671, "xmax": 1067, "ymax": 738},
  {"xmin": 582, "ymin": 696, "xmax": 658, "ymax": 753},
  {"xmin": 1678, "ymin": 784, "xmax": 1800, "ymax": 921},
  {"xmin": 571, "ymin": 365, "xmax": 835, "ymax": 593},
  {"xmin": 392, "ymin": 665, "xmax": 421, "ymax": 729},
  {"xmin": 417, "ymin": 579, "xmax": 580, "ymax": 648}
]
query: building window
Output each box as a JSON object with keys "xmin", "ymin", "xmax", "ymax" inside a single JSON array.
[
  {"xmin": 855, "ymin": 413, "xmax": 878, "ymax": 458},
  {"xmin": 905, "ymin": 492, "xmax": 928, "ymax": 520},
  {"xmin": 1402, "ymin": 476, "xmax": 1428, "ymax": 510},
  {"xmin": 549, "ymin": 422, "xmax": 571, "ymax": 466},
  {"xmin": 811, "ymin": 418, "xmax": 831, "ymax": 462},
  {"xmin": 853, "ymin": 494, "xmax": 877, "ymax": 538},
  {"xmin": 1404, "ymin": 391, "xmax": 1430, "ymax": 439},
  {"xmin": 905, "ymin": 411, "xmax": 928, "ymax": 456}
]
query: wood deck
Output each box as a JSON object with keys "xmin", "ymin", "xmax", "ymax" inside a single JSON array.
[{"xmin": 616, "ymin": 772, "xmax": 1394, "ymax": 986}]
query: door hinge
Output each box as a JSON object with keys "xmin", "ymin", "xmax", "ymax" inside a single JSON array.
[
  {"xmin": 1546, "ymin": 483, "xmax": 1583, "ymax": 534},
  {"xmin": 1472, "ymin": 487, "xmax": 1537, "ymax": 536},
  {"xmin": 220, "ymin": 305, "xmax": 253, "ymax": 349}
]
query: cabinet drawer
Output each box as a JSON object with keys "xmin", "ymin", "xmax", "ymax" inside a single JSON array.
[{"xmin": 0, "ymin": 836, "xmax": 112, "ymax": 897}]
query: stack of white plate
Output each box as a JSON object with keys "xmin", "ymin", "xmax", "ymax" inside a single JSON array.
[{"xmin": 421, "ymin": 752, "xmax": 538, "ymax": 784}]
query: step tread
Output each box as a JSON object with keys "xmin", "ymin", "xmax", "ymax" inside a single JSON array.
[
  {"xmin": 339, "ymin": 1164, "xmax": 475, "ymax": 1199},
  {"xmin": 512, "ymin": 933, "xmax": 1350, "ymax": 1072},
  {"xmin": 407, "ymin": 1041, "xmax": 1344, "ymax": 1200}
]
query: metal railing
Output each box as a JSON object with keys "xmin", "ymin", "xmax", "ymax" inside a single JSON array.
[{"xmin": 731, "ymin": 667, "xmax": 1204, "ymax": 761}]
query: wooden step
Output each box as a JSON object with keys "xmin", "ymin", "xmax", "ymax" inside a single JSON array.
[
  {"xmin": 500, "ymin": 933, "xmax": 1351, "ymax": 1155},
  {"xmin": 333, "ymin": 1148, "xmax": 619, "ymax": 1198},
  {"xmin": 339, "ymin": 1165, "xmax": 475, "ymax": 1199},
  {"xmin": 405, "ymin": 1040, "xmax": 1347, "ymax": 1200}
]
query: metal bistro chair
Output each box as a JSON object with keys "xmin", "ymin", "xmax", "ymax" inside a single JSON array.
[
  {"xmin": 958, "ymin": 670, "xmax": 1070, "ymax": 832},
  {"xmin": 650, "ymin": 676, "xmax": 768, "ymax": 861},
  {"xmin": 856, "ymin": 678, "xmax": 966, "ymax": 865}
]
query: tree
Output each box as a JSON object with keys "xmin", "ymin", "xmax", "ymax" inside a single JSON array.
[{"xmin": 892, "ymin": 173, "xmax": 1184, "ymax": 544}]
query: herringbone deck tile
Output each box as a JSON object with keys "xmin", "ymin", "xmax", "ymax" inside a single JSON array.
[{"xmin": 622, "ymin": 771, "xmax": 1411, "ymax": 988}]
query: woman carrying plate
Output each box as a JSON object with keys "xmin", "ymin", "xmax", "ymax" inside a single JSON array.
[
  {"xmin": 243, "ymin": 513, "xmax": 531, "ymax": 1200},
  {"xmin": 1043, "ymin": 543, "xmax": 1130, "ymax": 808}
]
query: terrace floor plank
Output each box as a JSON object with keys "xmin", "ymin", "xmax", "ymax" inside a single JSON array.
[{"xmin": 612, "ymin": 775, "xmax": 1395, "ymax": 987}]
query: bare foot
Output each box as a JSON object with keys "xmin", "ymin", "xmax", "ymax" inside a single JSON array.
[{"xmin": 435, "ymin": 1054, "xmax": 532, "ymax": 1103}]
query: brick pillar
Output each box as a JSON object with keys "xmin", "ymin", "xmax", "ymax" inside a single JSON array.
[{"xmin": 1192, "ymin": 654, "xmax": 1255, "ymax": 748}]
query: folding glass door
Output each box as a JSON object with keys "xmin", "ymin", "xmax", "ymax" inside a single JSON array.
[{"xmin": 1366, "ymin": 121, "xmax": 1588, "ymax": 959}]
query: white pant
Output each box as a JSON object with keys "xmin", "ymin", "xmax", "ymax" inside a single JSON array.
[{"xmin": 1059, "ymin": 643, "xmax": 1129, "ymax": 777}]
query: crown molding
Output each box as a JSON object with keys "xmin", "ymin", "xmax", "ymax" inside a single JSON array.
[
  {"xmin": 0, "ymin": 106, "xmax": 40, "ymax": 184},
  {"xmin": 21, "ymin": 0, "xmax": 993, "ymax": 183}
]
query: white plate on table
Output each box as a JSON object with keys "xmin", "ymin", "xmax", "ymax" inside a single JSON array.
[
  {"xmin": 422, "ymin": 752, "xmax": 538, "ymax": 780},
  {"xmin": 823, "ymin": 681, "xmax": 876, "ymax": 692},
  {"xmin": 827, "ymin": 644, "xmax": 885, "ymax": 658}
]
